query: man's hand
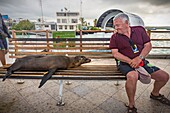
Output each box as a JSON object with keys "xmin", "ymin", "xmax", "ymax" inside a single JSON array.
[
  {"xmin": 113, "ymin": 30, "xmax": 117, "ymax": 34},
  {"xmin": 8, "ymin": 38, "xmax": 13, "ymax": 42},
  {"xmin": 129, "ymin": 56, "xmax": 142, "ymax": 68}
]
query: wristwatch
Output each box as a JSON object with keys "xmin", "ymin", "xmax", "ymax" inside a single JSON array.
[{"xmin": 139, "ymin": 55, "xmax": 144, "ymax": 60}]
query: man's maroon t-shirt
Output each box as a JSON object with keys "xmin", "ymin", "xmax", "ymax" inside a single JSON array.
[{"xmin": 109, "ymin": 26, "xmax": 150, "ymax": 59}]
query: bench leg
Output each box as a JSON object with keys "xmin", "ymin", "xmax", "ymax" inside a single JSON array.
[
  {"xmin": 65, "ymin": 81, "xmax": 72, "ymax": 85},
  {"xmin": 57, "ymin": 80, "xmax": 65, "ymax": 106},
  {"xmin": 17, "ymin": 79, "xmax": 25, "ymax": 84},
  {"xmin": 115, "ymin": 80, "xmax": 120, "ymax": 86}
]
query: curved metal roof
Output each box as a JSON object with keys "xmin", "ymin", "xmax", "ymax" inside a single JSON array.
[
  {"xmin": 96, "ymin": 9, "xmax": 144, "ymax": 29},
  {"xmin": 96, "ymin": 9, "xmax": 123, "ymax": 28}
]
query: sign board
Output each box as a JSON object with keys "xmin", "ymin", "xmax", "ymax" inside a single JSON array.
[
  {"xmin": 52, "ymin": 31, "xmax": 75, "ymax": 38},
  {"xmin": 2, "ymin": 15, "xmax": 9, "ymax": 20}
]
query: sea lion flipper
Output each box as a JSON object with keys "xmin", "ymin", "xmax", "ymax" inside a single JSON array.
[
  {"xmin": 2, "ymin": 69, "xmax": 12, "ymax": 81},
  {"xmin": 2, "ymin": 63, "xmax": 22, "ymax": 81},
  {"xmin": 38, "ymin": 69, "xmax": 56, "ymax": 88}
]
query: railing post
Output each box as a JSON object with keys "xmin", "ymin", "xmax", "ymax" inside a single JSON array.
[
  {"xmin": 46, "ymin": 30, "xmax": 50, "ymax": 52},
  {"xmin": 12, "ymin": 30, "xmax": 18, "ymax": 57},
  {"xmin": 80, "ymin": 30, "xmax": 82, "ymax": 52},
  {"xmin": 147, "ymin": 30, "xmax": 151, "ymax": 37}
]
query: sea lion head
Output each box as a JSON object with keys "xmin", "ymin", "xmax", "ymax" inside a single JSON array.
[{"xmin": 72, "ymin": 56, "xmax": 91, "ymax": 67}]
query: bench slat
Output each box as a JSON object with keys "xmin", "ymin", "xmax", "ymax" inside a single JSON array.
[{"xmin": 0, "ymin": 64, "xmax": 125, "ymax": 80}]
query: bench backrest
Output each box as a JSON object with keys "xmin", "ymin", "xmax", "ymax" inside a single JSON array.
[
  {"xmin": 8, "ymin": 30, "xmax": 170, "ymax": 59},
  {"xmin": 9, "ymin": 37, "xmax": 113, "ymax": 59}
]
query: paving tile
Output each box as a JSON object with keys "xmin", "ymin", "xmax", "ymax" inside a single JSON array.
[
  {"xmin": 0, "ymin": 79, "xmax": 16, "ymax": 94},
  {"xmin": 161, "ymin": 106, "xmax": 170, "ymax": 113},
  {"xmin": 0, "ymin": 79, "xmax": 11, "ymax": 87},
  {"xmin": 71, "ymin": 84, "xmax": 93, "ymax": 97},
  {"xmin": 62, "ymin": 90, "xmax": 81, "ymax": 105},
  {"xmin": 90, "ymin": 107, "xmax": 108, "ymax": 113},
  {"xmin": 112, "ymin": 88, "xmax": 128, "ymax": 103},
  {"xmin": 24, "ymin": 89, "xmax": 51, "ymax": 105},
  {"xmin": 82, "ymin": 81, "xmax": 107, "ymax": 90},
  {"xmin": 136, "ymin": 97, "xmax": 163, "ymax": 113},
  {"xmin": 42, "ymin": 84, "xmax": 69, "ymax": 99},
  {"xmin": 32, "ymin": 79, "xmax": 42, "ymax": 86},
  {"xmin": 56, "ymin": 104, "xmax": 78, "ymax": 113},
  {"xmin": 0, "ymin": 90, "xmax": 23, "ymax": 104},
  {"xmin": 10, "ymin": 79, "xmax": 35, "ymax": 91},
  {"xmin": 0, "ymin": 99, "xmax": 38, "ymax": 113},
  {"xmin": 149, "ymin": 59, "xmax": 170, "ymax": 70},
  {"xmin": 40, "ymin": 80, "xmax": 59, "ymax": 90},
  {"xmin": 106, "ymin": 80, "xmax": 125, "ymax": 90},
  {"xmin": 32, "ymin": 79, "xmax": 58, "ymax": 89},
  {"xmin": 83, "ymin": 90, "xmax": 110, "ymax": 106},
  {"xmin": 69, "ymin": 98, "xmax": 97, "ymax": 113},
  {"xmin": 64, "ymin": 80, "xmax": 83, "ymax": 90},
  {"xmin": 164, "ymin": 65, "xmax": 170, "ymax": 74},
  {"xmin": 135, "ymin": 82, "xmax": 152, "ymax": 99},
  {"xmin": 33, "ymin": 97, "xmax": 60, "ymax": 113},
  {"xmin": 96, "ymin": 83, "xmax": 119, "ymax": 96},
  {"xmin": 99, "ymin": 96, "xmax": 127, "ymax": 113},
  {"xmin": 18, "ymin": 85, "xmax": 44, "ymax": 98}
]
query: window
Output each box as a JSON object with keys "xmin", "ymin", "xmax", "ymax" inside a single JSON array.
[
  {"xmin": 45, "ymin": 25, "xmax": 49, "ymax": 27},
  {"xmin": 68, "ymin": 13, "xmax": 79, "ymax": 16},
  {"xmin": 59, "ymin": 25, "xmax": 63, "ymax": 30},
  {"xmin": 51, "ymin": 25, "xmax": 55, "ymax": 30},
  {"xmin": 65, "ymin": 25, "xmax": 67, "ymax": 30},
  {"xmin": 57, "ymin": 13, "xmax": 66, "ymax": 16},
  {"xmin": 57, "ymin": 19, "xmax": 60, "ymax": 23},
  {"xmin": 71, "ymin": 19, "xmax": 78, "ymax": 23},
  {"xmin": 70, "ymin": 25, "xmax": 74, "ymax": 30},
  {"xmin": 62, "ymin": 19, "xmax": 67, "ymax": 23}
]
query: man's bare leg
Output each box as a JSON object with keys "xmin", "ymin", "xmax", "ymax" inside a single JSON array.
[
  {"xmin": 151, "ymin": 70, "xmax": 169, "ymax": 96},
  {"xmin": 125, "ymin": 71, "xmax": 138, "ymax": 108},
  {"xmin": 0, "ymin": 50, "xmax": 6, "ymax": 65}
]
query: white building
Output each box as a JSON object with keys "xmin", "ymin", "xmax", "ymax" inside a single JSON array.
[
  {"xmin": 35, "ymin": 22, "xmax": 57, "ymax": 31},
  {"xmin": 56, "ymin": 11, "xmax": 80, "ymax": 31}
]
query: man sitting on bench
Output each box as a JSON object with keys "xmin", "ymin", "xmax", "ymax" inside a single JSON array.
[{"xmin": 109, "ymin": 13, "xmax": 170, "ymax": 113}]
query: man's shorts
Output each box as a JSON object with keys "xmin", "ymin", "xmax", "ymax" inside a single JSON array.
[{"xmin": 117, "ymin": 60, "xmax": 160, "ymax": 76}]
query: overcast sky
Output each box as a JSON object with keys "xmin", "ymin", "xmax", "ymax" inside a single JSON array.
[{"xmin": 0, "ymin": 0, "xmax": 170, "ymax": 26}]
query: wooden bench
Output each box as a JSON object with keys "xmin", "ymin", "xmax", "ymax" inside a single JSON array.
[
  {"xmin": 0, "ymin": 34, "xmax": 125, "ymax": 106},
  {"xmin": 1, "ymin": 29, "xmax": 170, "ymax": 105}
]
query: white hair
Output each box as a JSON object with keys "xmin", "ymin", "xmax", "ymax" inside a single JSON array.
[{"xmin": 113, "ymin": 13, "xmax": 130, "ymax": 24}]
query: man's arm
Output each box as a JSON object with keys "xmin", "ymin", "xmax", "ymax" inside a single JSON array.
[
  {"xmin": 112, "ymin": 49, "xmax": 131, "ymax": 64},
  {"xmin": 139, "ymin": 42, "xmax": 152, "ymax": 58},
  {"xmin": 130, "ymin": 42, "xmax": 152, "ymax": 68},
  {"xmin": 2, "ymin": 17, "xmax": 11, "ymax": 38}
]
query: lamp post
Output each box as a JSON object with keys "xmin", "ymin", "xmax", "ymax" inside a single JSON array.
[{"xmin": 40, "ymin": 0, "xmax": 44, "ymax": 29}]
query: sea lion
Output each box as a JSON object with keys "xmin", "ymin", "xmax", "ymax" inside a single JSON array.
[{"xmin": 2, "ymin": 55, "xmax": 91, "ymax": 88}]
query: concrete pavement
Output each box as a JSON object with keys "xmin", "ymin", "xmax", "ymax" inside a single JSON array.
[{"xmin": 0, "ymin": 58, "xmax": 170, "ymax": 113}]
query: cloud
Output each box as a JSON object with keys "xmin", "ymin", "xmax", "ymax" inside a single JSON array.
[
  {"xmin": 100, "ymin": 0, "xmax": 170, "ymax": 6},
  {"xmin": 0, "ymin": 0, "xmax": 169, "ymax": 25},
  {"xmin": 143, "ymin": 0, "xmax": 170, "ymax": 6}
]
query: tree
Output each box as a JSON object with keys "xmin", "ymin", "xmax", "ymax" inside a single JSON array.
[
  {"xmin": 93, "ymin": 19, "xmax": 97, "ymax": 27},
  {"xmin": 79, "ymin": 17, "xmax": 87, "ymax": 26},
  {"xmin": 12, "ymin": 20, "xmax": 35, "ymax": 30}
]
